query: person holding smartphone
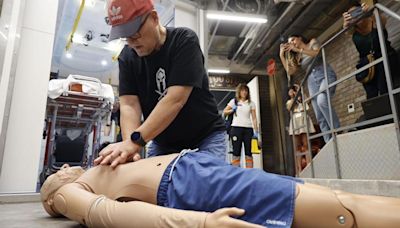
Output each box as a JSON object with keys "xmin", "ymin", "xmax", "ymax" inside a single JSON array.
[
  {"xmin": 343, "ymin": 0, "xmax": 400, "ymax": 99},
  {"xmin": 279, "ymin": 34, "xmax": 340, "ymax": 143}
]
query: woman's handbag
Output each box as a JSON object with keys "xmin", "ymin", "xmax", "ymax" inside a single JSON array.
[{"xmin": 356, "ymin": 52, "xmax": 375, "ymax": 83}]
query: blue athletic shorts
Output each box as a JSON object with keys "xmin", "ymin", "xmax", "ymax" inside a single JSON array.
[{"xmin": 157, "ymin": 151, "xmax": 302, "ymax": 227}]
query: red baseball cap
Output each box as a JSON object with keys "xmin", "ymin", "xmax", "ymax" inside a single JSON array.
[{"xmin": 108, "ymin": 0, "xmax": 154, "ymax": 41}]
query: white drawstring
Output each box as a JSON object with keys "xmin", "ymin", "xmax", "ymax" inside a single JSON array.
[{"xmin": 168, "ymin": 148, "xmax": 199, "ymax": 181}]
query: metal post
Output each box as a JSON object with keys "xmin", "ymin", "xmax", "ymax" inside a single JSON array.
[
  {"xmin": 89, "ymin": 114, "xmax": 103, "ymax": 167},
  {"xmin": 321, "ymin": 48, "xmax": 341, "ymax": 179},
  {"xmin": 46, "ymin": 106, "xmax": 58, "ymax": 172},
  {"xmin": 374, "ymin": 9, "xmax": 400, "ymax": 152},
  {"xmin": 289, "ymin": 110, "xmax": 299, "ymax": 176},
  {"xmin": 301, "ymin": 86, "xmax": 315, "ymax": 178}
]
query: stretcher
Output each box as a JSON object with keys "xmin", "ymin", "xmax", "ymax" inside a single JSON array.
[{"xmin": 40, "ymin": 75, "xmax": 113, "ymax": 184}]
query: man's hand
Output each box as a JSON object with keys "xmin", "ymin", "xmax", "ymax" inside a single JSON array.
[
  {"xmin": 205, "ymin": 208, "xmax": 263, "ymax": 228},
  {"xmin": 94, "ymin": 140, "xmax": 142, "ymax": 168}
]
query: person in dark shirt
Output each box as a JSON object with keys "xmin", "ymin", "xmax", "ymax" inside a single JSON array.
[
  {"xmin": 343, "ymin": 0, "xmax": 400, "ymax": 99},
  {"xmin": 95, "ymin": 0, "xmax": 226, "ymax": 168}
]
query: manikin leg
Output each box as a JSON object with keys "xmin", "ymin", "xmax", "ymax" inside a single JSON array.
[{"xmin": 293, "ymin": 183, "xmax": 400, "ymax": 228}]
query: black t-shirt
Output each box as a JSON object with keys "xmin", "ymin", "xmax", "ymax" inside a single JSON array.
[{"xmin": 118, "ymin": 27, "xmax": 225, "ymax": 152}]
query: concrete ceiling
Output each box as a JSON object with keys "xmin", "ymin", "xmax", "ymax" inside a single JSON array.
[
  {"xmin": 192, "ymin": 0, "xmax": 354, "ymax": 76},
  {"xmin": 51, "ymin": 0, "xmax": 357, "ymax": 83}
]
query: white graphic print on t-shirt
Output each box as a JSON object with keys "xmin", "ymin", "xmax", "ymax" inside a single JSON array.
[{"xmin": 155, "ymin": 68, "xmax": 167, "ymax": 100}]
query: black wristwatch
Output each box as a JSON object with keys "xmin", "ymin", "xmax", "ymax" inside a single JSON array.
[{"xmin": 130, "ymin": 131, "xmax": 147, "ymax": 147}]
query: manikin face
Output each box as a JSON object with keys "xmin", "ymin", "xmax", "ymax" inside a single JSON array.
[
  {"xmin": 41, "ymin": 164, "xmax": 85, "ymax": 216},
  {"xmin": 126, "ymin": 11, "xmax": 160, "ymax": 57},
  {"xmin": 57, "ymin": 164, "xmax": 85, "ymax": 177}
]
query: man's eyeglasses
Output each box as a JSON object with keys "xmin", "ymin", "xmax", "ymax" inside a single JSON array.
[{"xmin": 121, "ymin": 13, "xmax": 151, "ymax": 41}]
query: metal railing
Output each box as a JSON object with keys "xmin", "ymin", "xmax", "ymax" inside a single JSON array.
[{"xmin": 289, "ymin": 4, "xmax": 400, "ymax": 178}]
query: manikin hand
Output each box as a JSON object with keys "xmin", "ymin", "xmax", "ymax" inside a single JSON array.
[
  {"xmin": 94, "ymin": 140, "xmax": 141, "ymax": 168},
  {"xmin": 205, "ymin": 208, "xmax": 264, "ymax": 228}
]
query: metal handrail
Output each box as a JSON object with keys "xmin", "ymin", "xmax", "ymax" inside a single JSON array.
[
  {"xmin": 288, "ymin": 8, "xmax": 375, "ymax": 112},
  {"xmin": 304, "ymin": 57, "xmax": 383, "ymax": 103},
  {"xmin": 289, "ymin": 4, "xmax": 400, "ymax": 178}
]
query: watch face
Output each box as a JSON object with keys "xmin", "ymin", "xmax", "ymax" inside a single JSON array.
[{"xmin": 131, "ymin": 131, "xmax": 141, "ymax": 141}]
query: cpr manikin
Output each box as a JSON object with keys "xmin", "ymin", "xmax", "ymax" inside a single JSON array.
[{"xmin": 41, "ymin": 151, "xmax": 400, "ymax": 227}]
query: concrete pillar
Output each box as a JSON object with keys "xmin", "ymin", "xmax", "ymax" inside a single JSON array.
[{"xmin": 0, "ymin": 0, "xmax": 58, "ymax": 193}]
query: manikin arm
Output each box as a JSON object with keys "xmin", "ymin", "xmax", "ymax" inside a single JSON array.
[
  {"xmin": 293, "ymin": 183, "xmax": 400, "ymax": 228},
  {"xmin": 52, "ymin": 183, "xmax": 207, "ymax": 227},
  {"xmin": 50, "ymin": 183, "xmax": 262, "ymax": 228}
]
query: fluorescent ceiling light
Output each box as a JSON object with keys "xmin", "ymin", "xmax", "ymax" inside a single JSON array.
[
  {"xmin": 65, "ymin": 52, "xmax": 73, "ymax": 59},
  {"xmin": 207, "ymin": 11, "xmax": 267, "ymax": 23},
  {"xmin": 208, "ymin": 69, "xmax": 230, "ymax": 74},
  {"xmin": 83, "ymin": 0, "xmax": 96, "ymax": 8},
  {"xmin": 72, "ymin": 33, "xmax": 85, "ymax": 44},
  {"xmin": 72, "ymin": 33, "xmax": 124, "ymax": 53},
  {"xmin": 101, "ymin": 60, "xmax": 108, "ymax": 66},
  {"xmin": 104, "ymin": 39, "xmax": 125, "ymax": 52}
]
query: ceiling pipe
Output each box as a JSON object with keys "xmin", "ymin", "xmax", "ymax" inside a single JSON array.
[
  {"xmin": 242, "ymin": 1, "xmax": 297, "ymax": 65},
  {"xmin": 207, "ymin": 0, "xmax": 231, "ymax": 51},
  {"xmin": 228, "ymin": 0, "xmax": 262, "ymax": 64},
  {"xmin": 229, "ymin": 23, "xmax": 259, "ymax": 65}
]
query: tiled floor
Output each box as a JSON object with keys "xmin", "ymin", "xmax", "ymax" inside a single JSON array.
[{"xmin": 0, "ymin": 202, "xmax": 80, "ymax": 228}]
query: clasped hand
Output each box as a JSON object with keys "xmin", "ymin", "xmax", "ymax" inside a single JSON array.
[{"xmin": 94, "ymin": 140, "xmax": 142, "ymax": 168}]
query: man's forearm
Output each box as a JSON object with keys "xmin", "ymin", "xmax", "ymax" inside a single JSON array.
[
  {"xmin": 136, "ymin": 94, "xmax": 186, "ymax": 142},
  {"xmin": 120, "ymin": 109, "xmax": 141, "ymax": 141}
]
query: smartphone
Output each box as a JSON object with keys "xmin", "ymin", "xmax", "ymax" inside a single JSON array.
[{"xmin": 350, "ymin": 6, "xmax": 364, "ymax": 19}]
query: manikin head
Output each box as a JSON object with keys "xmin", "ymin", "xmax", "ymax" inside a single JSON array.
[
  {"xmin": 107, "ymin": 0, "xmax": 165, "ymax": 57},
  {"xmin": 40, "ymin": 164, "xmax": 85, "ymax": 216}
]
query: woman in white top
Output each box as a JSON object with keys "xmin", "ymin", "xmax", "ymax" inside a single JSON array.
[{"xmin": 223, "ymin": 84, "xmax": 258, "ymax": 168}]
